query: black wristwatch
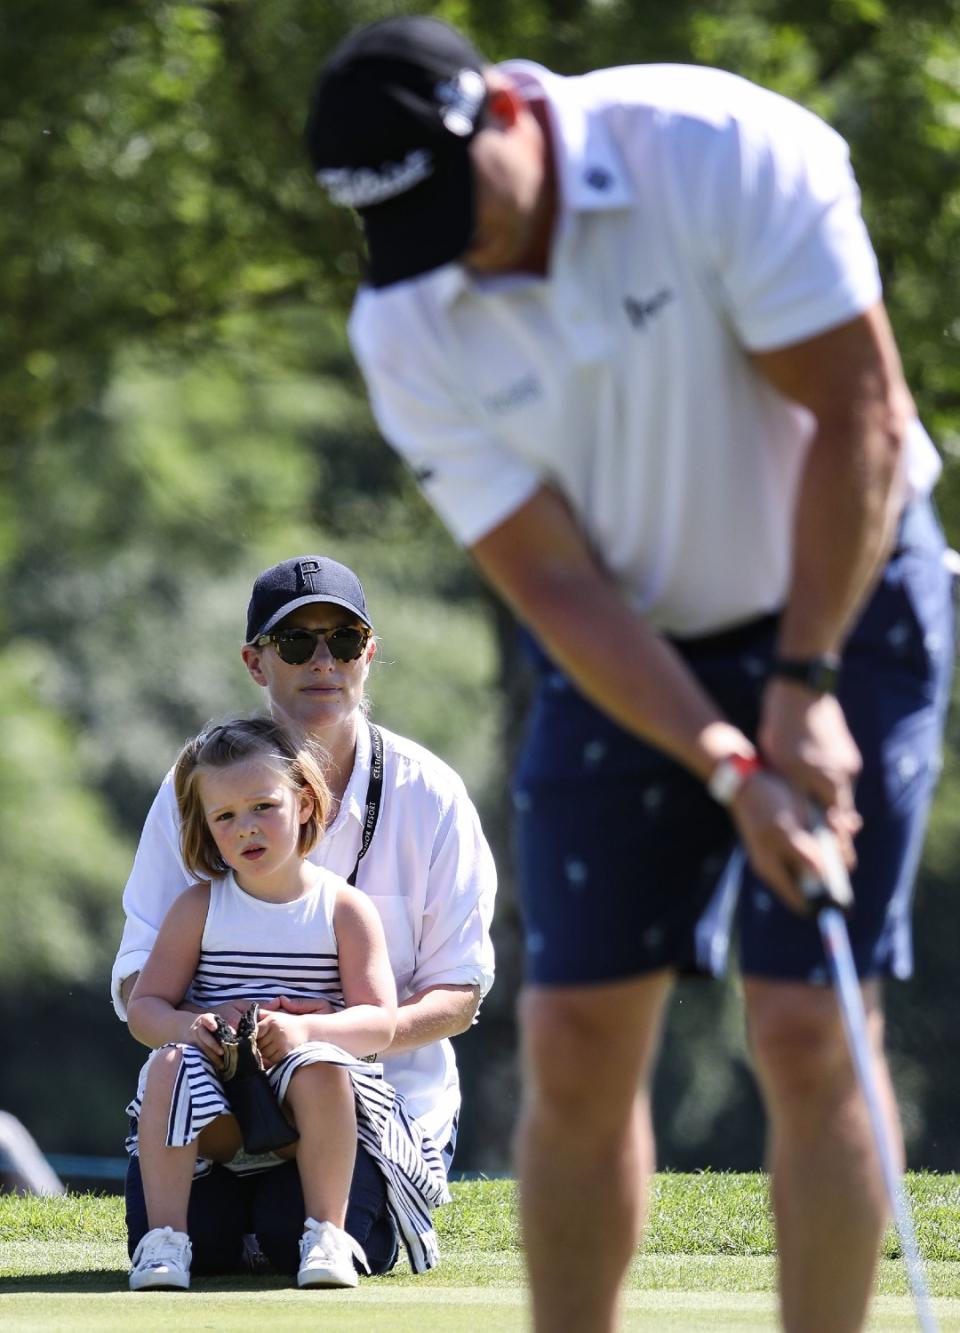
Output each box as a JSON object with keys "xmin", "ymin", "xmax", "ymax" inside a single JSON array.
[{"xmin": 768, "ymin": 653, "xmax": 841, "ymax": 695}]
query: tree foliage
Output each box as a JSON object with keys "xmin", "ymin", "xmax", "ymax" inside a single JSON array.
[{"xmin": 2, "ymin": 0, "xmax": 959, "ymax": 1169}]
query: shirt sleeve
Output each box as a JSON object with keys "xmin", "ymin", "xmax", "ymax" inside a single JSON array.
[
  {"xmin": 410, "ymin": 783, "xmax": 497, "ymax": 1005},
  {"xmin": 692, "ymin": 89, "xmax": 883, "ymax": 351},
  {"xmin": 110, "ymin": 772, "xmax": 191, "ymax": 1020},
  {"xmin": 349, "ymin": 291, "xmax": 541, "ymax": 548}
]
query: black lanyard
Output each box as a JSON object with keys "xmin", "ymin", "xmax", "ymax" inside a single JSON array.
[{"xmin": 346, "ymin": 721, "xmax": 384, "ymax": 887}]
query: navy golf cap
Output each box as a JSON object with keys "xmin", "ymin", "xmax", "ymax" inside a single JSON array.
[
  {"xmin": 246, "ymin": 556, "xmax": 372, "ymax": 643},
  {"xmin": 305, "ymin": 15, "xmax": 487, "ymax": 288}
]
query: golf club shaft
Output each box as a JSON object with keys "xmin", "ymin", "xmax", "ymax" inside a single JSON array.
[{"xmin": 808, "ymin": 825, "xmax": 938, "ymax": 1332}]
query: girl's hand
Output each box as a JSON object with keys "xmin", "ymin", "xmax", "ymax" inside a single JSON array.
[
  {"xmin": 255, "ymin": 1010, "xmax": 314, "ymax": 1068},
  {"xmin": 183, "ymin": 1011, "xmax": 225, "ymax": 1068},
  {"xmin": 208, "ymin": 999, "xmax": 249, "ymax": 1028}
]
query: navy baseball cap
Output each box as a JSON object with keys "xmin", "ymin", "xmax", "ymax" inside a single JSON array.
[
  {"xmin": 305, "ymin": 15, "xmax": 488, "ymax": 288},
  {"xmin": 246, "ymin": 556, "xmax": 372, "ymax": 642}
]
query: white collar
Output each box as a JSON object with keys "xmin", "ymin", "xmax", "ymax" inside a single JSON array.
[{"xmin": 501, "ymin": 60, "xmax": 634, "ymax": 214}]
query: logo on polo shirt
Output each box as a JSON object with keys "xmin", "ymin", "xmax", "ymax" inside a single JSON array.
[
  {"xmin": 482, "ymin": 373, "xmax": 542, "ymax": 414},
  {"xmin": 623, "ymin": 288, "xmax": 674, "ymax": 330},
  {"xmin": 584, "ymin": 166, "xmax": 613, "ymax": 191},
  {"xmin": 316, "ymin": 149, "xmax": 433, "ymax": 208}
]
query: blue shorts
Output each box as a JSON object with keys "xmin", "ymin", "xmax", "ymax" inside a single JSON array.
[{"xmin": 512, "ymin": 499, "xmax": 954, "ymax": 986}]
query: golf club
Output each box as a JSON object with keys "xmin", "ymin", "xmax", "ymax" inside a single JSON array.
[{"xmin": 801, "ymin": 814, "xmax": 938, "ymax": 1333}]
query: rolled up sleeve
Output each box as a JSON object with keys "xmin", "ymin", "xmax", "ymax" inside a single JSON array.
[{"xmin": 412, "ymin": 788, "xmax": 497, "ymax": 1007}]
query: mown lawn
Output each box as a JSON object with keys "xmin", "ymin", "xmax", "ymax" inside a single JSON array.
[{"xmin": 2, "ymin": 1174, "xmax": 959, "ymax": 1330}]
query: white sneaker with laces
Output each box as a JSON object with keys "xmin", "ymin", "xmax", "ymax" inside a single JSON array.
[
  {"xmin": 297, "ymin": 1217, "xmax": 369, "ymax": 1289},
  {"xmin": 129, "ymin": 1225, "xmax": 192, "ymax": 1291}
]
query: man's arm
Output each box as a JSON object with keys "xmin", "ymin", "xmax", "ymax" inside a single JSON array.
[
  {"xmin": 470, "ymin": 485, "xmax": 758, "ymax": 779},
  {"xmin": 469, "ymin": 484, "xmax": 822, "ymax": 908},
  {"xmin": 751, "ymin": 301, "xmax": 910, "ymax": 825},
  {"xmin": 753, "ymin": 302, "xmax": 909, "ymax": 658}
]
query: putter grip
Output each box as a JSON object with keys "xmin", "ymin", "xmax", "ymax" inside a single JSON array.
[{"xmin": 799, "ymin": 816, "xmax": 855, "ymax": 915}]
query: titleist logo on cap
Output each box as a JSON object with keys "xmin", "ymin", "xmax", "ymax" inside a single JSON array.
[{"xmin": 317, "ymin": 148, "xmax": 434, "ymax": 207}]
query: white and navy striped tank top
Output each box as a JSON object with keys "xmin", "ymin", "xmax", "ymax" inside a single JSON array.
[{"xmin": 185, "ymin": 870, "xmax": 344, "ymax": 1010}]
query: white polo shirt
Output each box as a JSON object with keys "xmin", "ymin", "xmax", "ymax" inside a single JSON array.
[
  {"xmin": 111, "ymin": 721, "xmax": 497, "ymax": 1150},
  {"xmin": 349, "ymin": 61, "xmax": 940, "ymax": 637}
]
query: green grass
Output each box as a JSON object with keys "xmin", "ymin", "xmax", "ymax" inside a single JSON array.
[{"xmin": 2, "ymin": 1175, "xmax": 960, "ymax": 1330}]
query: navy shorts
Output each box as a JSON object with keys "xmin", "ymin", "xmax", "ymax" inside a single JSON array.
[{"xmin": 512, "ymin": 499, "xmax": 954, "ymax": 986}]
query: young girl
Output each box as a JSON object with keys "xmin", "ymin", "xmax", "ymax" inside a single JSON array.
[{"xmin": 125, "ymin": 717, "xmax": 448, "ymax": 1292}]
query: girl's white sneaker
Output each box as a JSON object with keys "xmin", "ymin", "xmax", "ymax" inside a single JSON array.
[
  {"xmin": 129, "ymin": 1226, "xmax": 192, "ymax": 1291},
  {"xmin": 297, "ymin": 1217, "xmax": 369, "ymax": 1288}
]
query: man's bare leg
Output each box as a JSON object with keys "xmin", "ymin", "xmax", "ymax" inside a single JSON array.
[
  {"xmin": 745, "ymin": 977, "xmax": 897, "ymax": 1333},
  {"xmin": 515, "ymin": 970, "xmax": 674, "ymax": 1333}
]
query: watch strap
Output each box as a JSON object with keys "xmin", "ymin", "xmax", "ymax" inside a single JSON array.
[{"xmin": 769, "ymin": 653, "xmax": 841, "ymax": 695}]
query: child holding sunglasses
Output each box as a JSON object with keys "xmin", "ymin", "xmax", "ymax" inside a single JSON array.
[{"xmin": 125, "ymin": 716, "xmax": 450, "ymax": 1293}]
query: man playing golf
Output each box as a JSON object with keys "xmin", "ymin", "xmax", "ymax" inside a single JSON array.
[{"xmin": 306, "ymin": 17, "xmax": 954, "ymax": 1331}]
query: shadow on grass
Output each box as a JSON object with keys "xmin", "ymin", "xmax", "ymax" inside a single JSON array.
[
  {"xmin": 2, "ymin": 1271, "xmax": 124, "ymax": 1293},
  {"xmin": 0, "ymin": 1271, "xmax": 302, "ymax": 1293}
]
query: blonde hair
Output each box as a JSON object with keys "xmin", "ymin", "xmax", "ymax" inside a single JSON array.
[{"xmin": 173, "ymin": 716, "xmax": 331, "ymax": 879}]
